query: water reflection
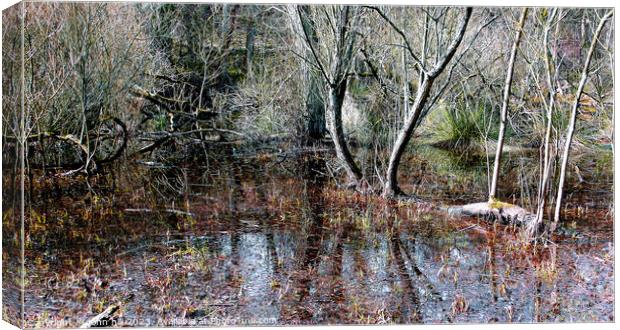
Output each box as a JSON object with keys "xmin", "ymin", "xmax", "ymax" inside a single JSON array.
[
  {"xmin": 16, "ymin": 153, "xmax": 614, "ymax": 327},
  {"xmin": 390, "ymin": 228, "xmax": 422, "ymax": 323}
]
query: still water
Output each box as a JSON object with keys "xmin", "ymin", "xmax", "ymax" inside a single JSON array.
[{"xmin": 3, "ymin": 147, "xmax": 614, "ymax": 327}]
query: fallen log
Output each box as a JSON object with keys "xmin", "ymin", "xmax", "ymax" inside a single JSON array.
[
  {"xmin": 4, "ymin": 132, "xmax": 89, "ymax": 156},
  {"xmin": 79, "ymin": 305, "xmax": 119, "ymax": 328},
  {"xmin": 444, "ymin": 198, "xmax": 542, "ymax": 236},
  {"xmin": 3, "ymin": 116, "xmax": 127, "ymax": 172},
  {"xmin": 130, "ymin": 85, "xmax": 218, "ymax": 119},
  {"xmin": 124, "ymin": 208, "xmax": 195, "ymax": 218},
  {"xmin": 133, "ymin": 136, "xmax": 171, "ymax": 155}
]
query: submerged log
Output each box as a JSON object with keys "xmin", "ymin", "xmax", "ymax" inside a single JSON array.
[
  {"xmin": 79, "ymin": 305, "xmax": 119, "ymax": 328},
  {"xmin": 124, "ymin": 208, "xmax": 195, "ymax": 217}
]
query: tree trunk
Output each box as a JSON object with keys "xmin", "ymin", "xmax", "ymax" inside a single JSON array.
[
  {"xmin": 532, "ymin": 8, "xmax": 559, "ymax": 233},
  {"xmin": 307, "ymin": 70, "xmax": 326, "ymax": 142},
  {"xmin": 291, "ymin": 5, "xmax": 362, "ymax": 184},
  {"xmin": 384, "ymin": 77, "xmax": 433, "ymax": 197},
  {"xmin": 327, "ymin": 80, "xmax": 363, "ymax": 183},
  {"xmin": 552, "ymin": 10, "xmax": 613, "ymax": 229},
  {"xmin": 297, "ymin": 5, "xmax": 326, "ymax": 144},
  {"xmin": 489, "ymin": 8, "xmax": 528, "ymax": 200},
  {"xmin": 383, "ymin": 8, "xmax": 472, "ymax": 198},
  {"xmin": 245, "ymin": 8, "xmax": 256, "ymax": 79}
]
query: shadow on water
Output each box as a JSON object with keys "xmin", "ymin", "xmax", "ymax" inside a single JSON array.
[{"xmin": 8, "ymin": 148, "xmax": 614, "ymax": 327}]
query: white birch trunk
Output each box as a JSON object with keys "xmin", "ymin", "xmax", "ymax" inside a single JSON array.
[
  {"xmin": 552, "ymin": 10, "xmax": 613, "ymax": 229},
  {"xmin": 489, "ymin": 8, "xmax": 528, "ymax": 200}
]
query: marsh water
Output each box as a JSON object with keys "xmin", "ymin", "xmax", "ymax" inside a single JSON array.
[{"xmin": 3, "ymin": 145, "xmax": 614, "ymax": 326}]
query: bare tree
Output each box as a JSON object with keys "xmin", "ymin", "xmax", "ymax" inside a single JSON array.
[
  {"xmin": 1, "ymin": 2, "xmax": 150, "ymax": 173},
  {"xmin": 531, "ymin": 8, "xmax": 560, "ymax": 234},
  {"xmin": 552, "ymin": 10, "xmax": 613, "ymax": 230},
  {"xmin": 287, "ymin": 5, "xmax": 326, "ymax": 144},
  {"xmin": 489, "ymin": 8, "xmax": 528, "ymax": 201},
  {"xmin": 291, "ymin": 5, "xmax": 364, "ymax": 185},
  {"xmin": 367, "ymin": 6, "xmax": 473, "ymax": 198}
]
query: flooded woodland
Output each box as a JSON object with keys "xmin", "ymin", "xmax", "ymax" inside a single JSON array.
[{"xmin": 2, "ymin": 2, "xmax": 615, "ymax": 327}]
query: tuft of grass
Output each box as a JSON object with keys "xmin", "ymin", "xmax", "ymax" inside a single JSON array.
[{"xmin": 424, "ymin": 100, "xmax": 499, "ymax": 150}]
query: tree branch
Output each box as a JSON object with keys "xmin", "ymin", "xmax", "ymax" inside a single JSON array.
[
  {"xmin": 363, "ymin": 5, "xmax": 425, "ymax": 74},
  {"xmin": 296, "ymin": 5, "xmax": 333, "ymax": 86}
]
